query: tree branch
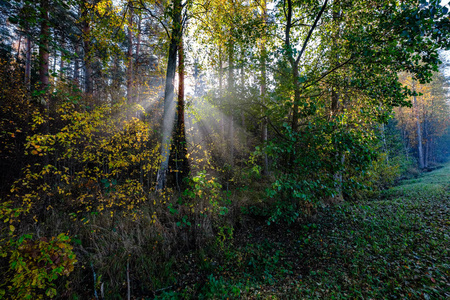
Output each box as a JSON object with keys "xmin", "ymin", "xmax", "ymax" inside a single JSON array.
[
  {"xmin": 138, "ymin": 0, "xmax": 170, "ymax": 39},
  {"xmin": 295, "ymin": 0, "xmax": 328, "ymax": 65}
]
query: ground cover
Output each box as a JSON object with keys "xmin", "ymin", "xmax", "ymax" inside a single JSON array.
[{"xmin": 157, "ymin": 163, "xmax": 450, "ymax": 299}]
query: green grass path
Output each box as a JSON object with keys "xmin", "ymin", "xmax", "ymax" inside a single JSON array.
[{"xmin": 158, "ymin": 164, "xmax": 450, "ymax": 299}]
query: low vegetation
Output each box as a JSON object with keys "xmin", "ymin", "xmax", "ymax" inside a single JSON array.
[{"xmin": 156, "ymin": 163, "xmax": 450, "ymax": 299}]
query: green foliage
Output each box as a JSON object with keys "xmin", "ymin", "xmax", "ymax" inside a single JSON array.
[
  {"xmin": 198, "ymin": 275, "xmax": 242, "ymax": 299},
  {"xmin": 0, "ymin": 233, "xmax": 77, "ymax": 299},
  {"xmin": 183, "ymin": 171, "xmax": 229, "ymax": 217},
  {"xmin": 215, "ymin": 225, "xmax": 234, "ymax": 253},
  {"xmin": 349, "ymin": 153, "xmax": 402, "ymax": 199},
  {"xmin": 260, "ymin": 120, "xmax": 376, "ymax": 224}
]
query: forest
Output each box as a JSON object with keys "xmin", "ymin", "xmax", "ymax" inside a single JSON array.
[{"xmin": 0, "ymin": 0, "xmax": 449, "ymax": 298}]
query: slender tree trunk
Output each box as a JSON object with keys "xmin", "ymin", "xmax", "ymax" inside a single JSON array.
[
  {"xmin": 74, "ymin": 45, "xmax": 80, "ymax": 83},
  {"xmin": 127, "ymin": 4, "xmax": 134, "ymax": 103},
  {"xmin": 219, "ymin": 47, "xmax": 225, "ymax": 156},
  {"xmin": 331, "ymin": 88, "xmax": 344, "ymax": 200},
  {"xmin": 228, "ymin": 43, "xmax": 234, "ymax": 167},
  {"xmin": 38, "ymin": 0, "xmax": 51, "ymax": 182},
  {"xmin": 291, "ymin": 66, "xmax": 300, "ymax": 133},
  {"xmin": 53, "ymin": 45, "xmax": 57, "ymax": 74},
  {"xmin": 39, "ymin": 0, "xmax": 50, "ymax": 91},
  {"xmin": 403, "ymin": 128, "xmax": 410, "ymax": 161},
  {"xmin": 424, "ymin": 115, "xmax": 429, "ymax": 168},
  {"xmin": 135, "ymin": 14, "xmax": 142, "ymax": 104},
  {"xmin": 260, "ymin": 0, "xmax": 269, "ymax": 175},
  {"xmin": 381, "ymin": 122, "xmax": 389, "ymax": 164},
  {"xmin": 412, "ymin": 81, "xmax": 424, "ymax": 169},
  {"xmin": 331, "ymin": 0, "xmax": 344, "ymax": 200},
  {"xmin": 16, "ymin": 34, "xmax": 22, "ymax": 61},
  {"xmin": 60, "ymin": 38, "xmax": 65, "ymax": 79},
  {"xmin": 25, "ymin": 35, "xmax": 32, "ymax": 89},
  {"xmin": 429, "ymin": 138, "xmax": 434, "ymax": 164},
  {"xmin": 81, "ymin": 1, "xmax": 92, "ymax": 94},
  {"xmin": 156, "ymin": 0, "xmax": 182, "ymax": 190},
  {"xmin": 240, "ymin": 48, "xmax": 245, "ymax": 129},
  {"xmin": 285, "ymin": 0, "xmax": 327, "ymax": 136}
]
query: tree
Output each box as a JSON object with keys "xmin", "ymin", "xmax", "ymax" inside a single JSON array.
[
  {"xmin": 155, "ymin": 0, "xmax": 184, "ymax": 190},
  {"xmin": 396, "ymin": 71, "xmax": 450, "ymax": 168},
  {"xmin": 38, "ymin": 0, "xmax": 50, "ymax": 92}
]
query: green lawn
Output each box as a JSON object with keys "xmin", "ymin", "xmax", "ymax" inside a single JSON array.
[{"xmin": 157, "ymin": 163, "xmax": 450, "ymax": 299}]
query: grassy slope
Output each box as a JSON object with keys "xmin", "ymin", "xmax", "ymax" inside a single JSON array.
[{"xmin": 158, "ymin": 164, "xmax": 450, "ymax": 299}]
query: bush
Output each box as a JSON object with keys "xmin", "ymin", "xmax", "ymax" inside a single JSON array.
[{"xmin": 0, "ymin": 233, "xmax": 77, "ymax": 299}]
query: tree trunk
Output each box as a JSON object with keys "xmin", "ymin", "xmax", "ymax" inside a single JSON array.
[
  {"xmin": 423, "ymin": 114, "xmax": 429, "ymax": 168},
  {"xmin": 381, "ymin": 122, "xmax": 389, "ymax": 164},
  {"xmin": 74, "ymin": 45, "xmax": 80, "ymax": 83},
  {"xmin": 39, "ymin": 0, "xmax": 50, "ymax": 92},
  {"xmin": 81, "ymin": 1, "xmax": 92, "ymax": 94},
  {"xmin": 285, "ymin": 0, "xmax": 327, "ymax": 135},
  {"xmin": 38, "ymin": 0, "xmax": 50, "ymax": 177},
  {"xmin": 127, "ymin": 4, "xmax": 134, "ymax": 103},
  {"xmin": 330, "ymin": 0, "xmax": 344, "ymax": 201},
  {"xmin": 219, "ymin": 47, "xmax": 225, "ymax": 155},
  {"xmin": 60, "ymin": 40, "xmax": 65, "ymax": 79},
  {"xmin": 240, "ymin": 48, "xmax": 245, "ymax": 128},
  {"xmin": 135, "ymin": 14, "xmax": 142, "ymax": 104},
  {"xmin": 156, "ymin": 0, "xmax": 182, "ymax": 190},
  {"xmin": 260, "ymin": 0, "xmax": 269, "ymax": 175},
  {"xmin": 170, "ymin": 36, "xmax": 189, "ymax": 189},
  {"xmin": 228, "ymin": 43, "xmax": 234, "ymax": 167},
  {"xmin": 25, "ymin": 35, "xmax": 32, "ymax": 89},
  {"xmin": 291, "ymin": 65, "xmax": 300, "ymax": 134},
  {"xmin": 412, "ymin": 81, "xmax": 424, "ymax": 169},
  {"xmin": 16, "ymin": 34, "xmax": 22, "ymax": 61},
  {"xmin": 52, "ymin": 43, "xmax": 57, "ymax": 74}
]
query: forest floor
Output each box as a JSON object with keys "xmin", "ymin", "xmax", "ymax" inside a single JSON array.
[{"xmin": 156, "ymin": 164, "xmax": 450, "ymax": 299}]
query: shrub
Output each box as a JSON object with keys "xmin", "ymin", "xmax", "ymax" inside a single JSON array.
[{"xmin": 0, "ymin": 233, "xmax": 77, "ymax": 299}]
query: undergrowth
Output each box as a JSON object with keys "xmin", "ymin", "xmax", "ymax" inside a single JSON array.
[{"xmin": 156, "ymin": 162, "xmax": 450, "ymax": 299}]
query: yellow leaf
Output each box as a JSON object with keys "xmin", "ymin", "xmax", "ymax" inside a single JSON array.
[{"xmin": 9, "ymin": 225, "xmax": 15, "ymax": 232}]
